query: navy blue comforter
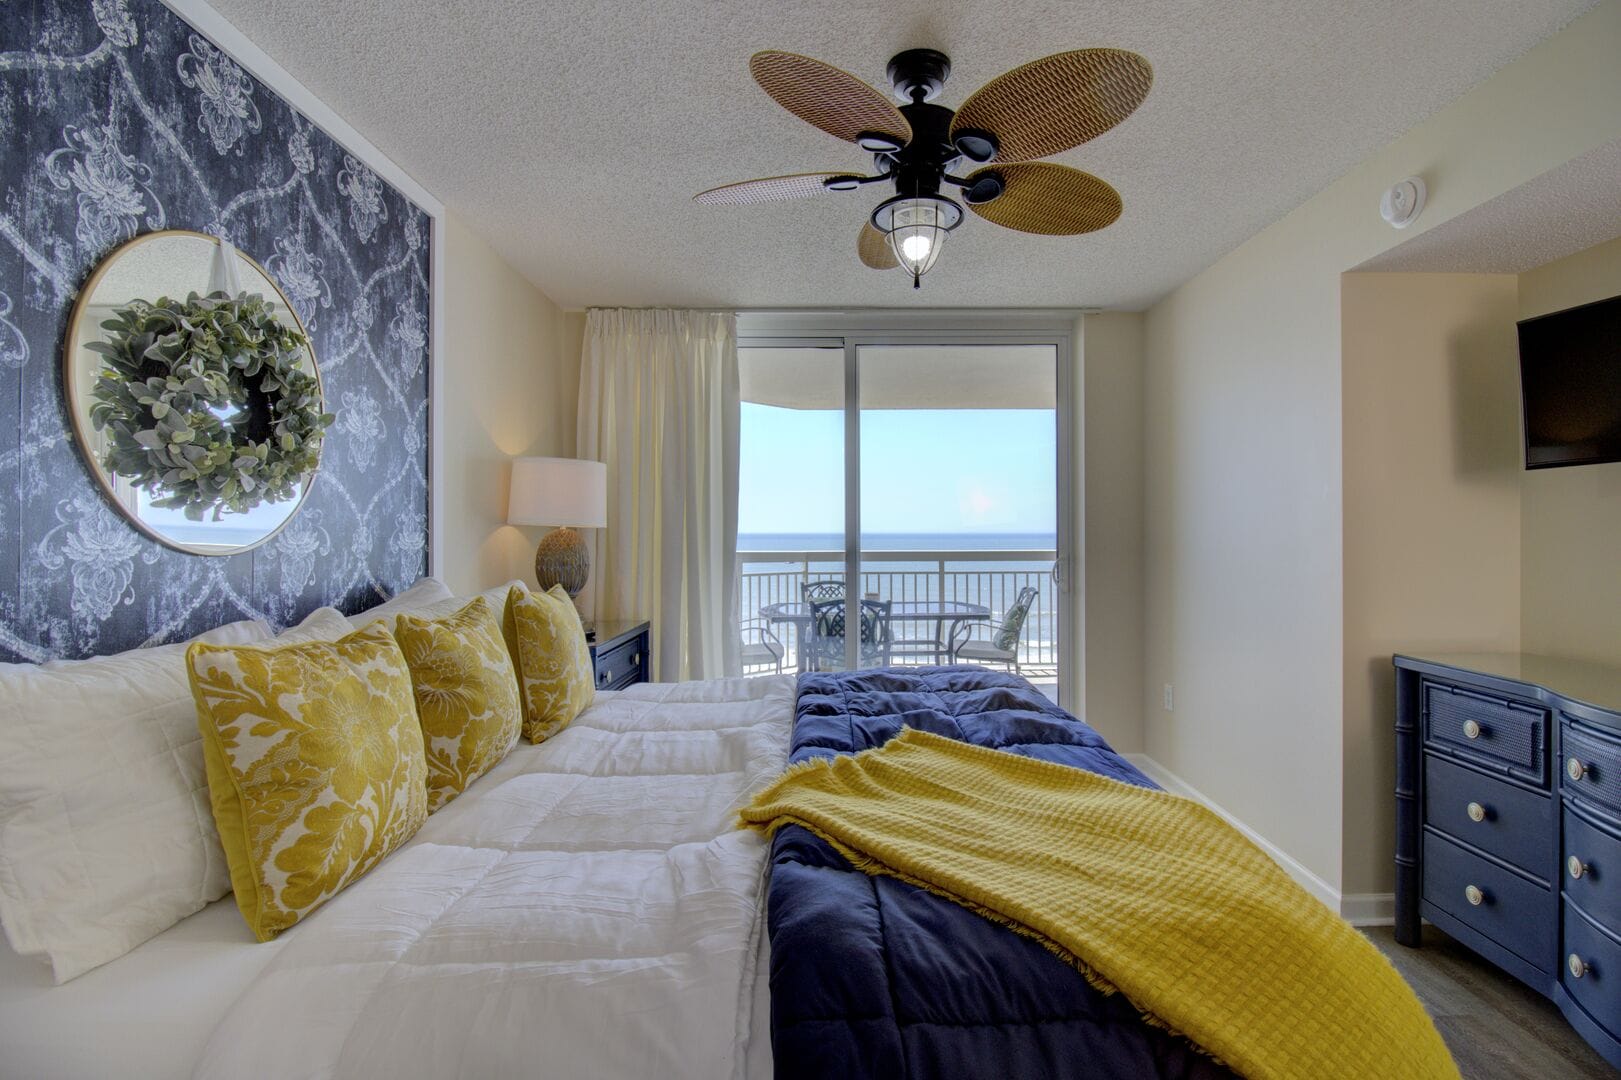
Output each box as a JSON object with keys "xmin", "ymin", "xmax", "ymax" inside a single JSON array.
[{"xmin": 766, "ymin": 666, "xmax": 1235, "ymax": 1080}]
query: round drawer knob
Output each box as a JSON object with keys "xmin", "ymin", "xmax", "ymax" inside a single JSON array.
[
  {"xmin": 1570, "ymin": 953, "xmax": 1590, "ymax": 979},
  {"xmin": 599, "ymin": 669, "xmax": 611, "ymax": 684},
  {"xmin": 1569, "ymin": 757, "xmax": 1590, "ymax": 782},
  {"xmin": 1462, "ymin": 719, "xmax": 1482, "ymax": 740},
  {"xmin": 1466, "ymin": 802, "xmax": 1486, "ymax": 823},
  {"xmin": 1464, "ymin": 884, "xmax": 1485, "ymax": 906},
  {"xmin": 1570, "ymin": 855, "xmax": 1589, "ymax": 880}
]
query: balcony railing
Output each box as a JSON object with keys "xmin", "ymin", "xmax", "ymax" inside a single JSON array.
[{"xmin": 739, "ymin": 549, "xmax": 1058, "ymax": 675}]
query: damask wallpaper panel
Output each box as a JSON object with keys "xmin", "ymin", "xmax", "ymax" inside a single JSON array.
[{"xmin": 0, "ymin": 0, "xmax": 432, "ymax": 662}]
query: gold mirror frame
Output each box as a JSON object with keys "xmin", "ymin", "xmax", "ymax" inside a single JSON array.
[{"xmin": 62, "ymin": 229, "xmax": 324, "ymax": 556}]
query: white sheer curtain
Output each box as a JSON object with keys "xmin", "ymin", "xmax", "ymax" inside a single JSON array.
[{"xmin": 577, "ymin": 309, "xmax": 740, "ymax": 681}]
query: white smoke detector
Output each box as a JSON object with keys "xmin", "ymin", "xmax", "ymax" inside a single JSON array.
[{"xmin": 1380, "ymin": 176, "xmax": 1427, "ymax": 229}]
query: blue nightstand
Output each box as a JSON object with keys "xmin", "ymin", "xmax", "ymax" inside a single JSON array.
[{"xmin": 589, "ymin": 620, "xmax": 650, "ymax": 690}]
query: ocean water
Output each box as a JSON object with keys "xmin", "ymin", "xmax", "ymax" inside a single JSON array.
[{"xmin": 739, "ymin": 532, "xmax": 1056, "ymax": 573}]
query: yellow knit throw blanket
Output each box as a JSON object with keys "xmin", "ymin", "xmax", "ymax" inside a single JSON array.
[{"xmin": 740, "ymin": 728, "xmax": 1457, "ymax": 1080}]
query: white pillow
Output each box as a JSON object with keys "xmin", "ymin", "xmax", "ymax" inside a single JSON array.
[
  {"xmin": 272, "ymin": 605, "xmax": 353, "ymax": 644},
  {"xmin": 409, "ymin": 580, "xmax": 525, "ymax": 624},
  {"xmin": 344, "ymin": 577, "xmax": 454, "ymax": 630},
  {"xmin": 0, "ymin": 618, "xmax": 277, "ymax": 983}
]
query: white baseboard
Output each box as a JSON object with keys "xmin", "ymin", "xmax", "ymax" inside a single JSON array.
[
  {"xmin": 1123, "ymin": 754, "xmax": 1394, "ymax": 926},
  {"xmin": 1339, "ymin": 893, "xmax": 1395, "ymax": 926}
]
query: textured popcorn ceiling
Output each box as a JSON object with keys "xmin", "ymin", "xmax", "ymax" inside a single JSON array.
[
  {"xmin": 207, "ymin": 0, "xmax": 1597, "ymax": 309},
  {"xmin": 1356, "ymin": 140, "xmax": 1621, "ymax": 274}
]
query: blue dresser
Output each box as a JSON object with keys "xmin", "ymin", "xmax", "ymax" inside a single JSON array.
[{"xmin": 1396, "ymin": 653, "xmax": 1621, "ymax": 1068}]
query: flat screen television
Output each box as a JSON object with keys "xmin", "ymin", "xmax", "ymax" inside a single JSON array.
[{"xmin": 1518, "ymin": 293, "xmax": 1621, "ymax": 469}]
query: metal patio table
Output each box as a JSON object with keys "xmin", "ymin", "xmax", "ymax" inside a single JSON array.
[{"xmin": 759, "ymin": 598, "xmax": 992, "ymax": 672}]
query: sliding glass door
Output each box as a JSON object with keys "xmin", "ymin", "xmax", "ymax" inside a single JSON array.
[
  {"xmin": 737, "ymin": 322, "xmax": 1072, "ymax": 703},
  {"xmin": 736, "ymin": 344, "xmax": 853, "ymax": 673},
  {"xmin": 856, "ymin": 345, "xmax": 1059, "ymax": 700}
]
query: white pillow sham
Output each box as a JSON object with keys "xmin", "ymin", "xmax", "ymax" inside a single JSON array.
[
  {"xmin": 344, "ymin": 576, "xmax": 454, "ymax": 630},
  {"xmin": 409, "ymin": 580, "xmax": 525, "ymax": 624},
  {"xmin": 0, "ymin": 607, "xmax": 350, "ymax": 983}
]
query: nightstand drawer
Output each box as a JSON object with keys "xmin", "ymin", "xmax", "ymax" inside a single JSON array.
[
  {"xmin": 1566, "ymin": 805, "xmax": 1621, "ymax": 931},
  {"xmin": 594, "ymin": 635, "xmax": 646, "ymax": 689},
  {"xmin": 1565, "ymin": 722, "xmax": 1621, "ymax": 818},
  {"xmin": 1423, "ymin": 680, "xmax": 1547, "ymax": 785},
  {"xmin": 1424, "ymin": 753, "xmax": 1550, "ymax": 877},
  {"xmin": 1423, "ymin": 830, "xmax": 1553, "ymax": 968},
  {"xmin": 1564, "ymin": 899, "xmax": 1621, "ymax": 1031}
]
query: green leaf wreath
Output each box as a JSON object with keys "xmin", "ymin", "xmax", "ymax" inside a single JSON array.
[{"xmin": 86, "ymin": 291, "xmax": 335, "ymax": 521}]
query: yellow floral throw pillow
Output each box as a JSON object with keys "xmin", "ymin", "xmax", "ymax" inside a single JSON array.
[
  {"xmin": 187, "ymin": 622, "xmax": 428, "ymax": 942},
  {"xmin": 509, "ymin": 585, "xmax": 595, "ymax": 743},
  {"xmin": 393, "ymin": 596, "xmax": 522, "ymax": 811}
]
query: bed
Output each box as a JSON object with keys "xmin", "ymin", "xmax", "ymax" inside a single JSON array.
[{"xmin": 3, "ymin": 656, "xmax": 1236, "ymax": 1079}]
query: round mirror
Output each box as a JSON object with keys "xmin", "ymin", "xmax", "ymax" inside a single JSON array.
[{"xmin": 64, "ymin": 229, "xmax": 325, "ymax": 555}]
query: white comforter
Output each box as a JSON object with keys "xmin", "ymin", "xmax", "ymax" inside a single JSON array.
[{"xmin": 196, "ymin": 676, "xmax": 795, "ymax": 1080}]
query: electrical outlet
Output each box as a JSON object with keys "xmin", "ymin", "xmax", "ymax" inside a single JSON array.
[{"xmin": 1162, "ymin": 683, "xmax": 1174, "ymax": 712}]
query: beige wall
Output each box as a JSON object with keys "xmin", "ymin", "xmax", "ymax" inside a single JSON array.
[
  {"xmin": 1080, "ymin": 313, "xmax": 1146, "ymax": 751},
  {"xmin": 437, "ymin": 212, "xmax": 581, "ymax": 594},
  {"xmin": 1340, "ymin": 273, "xmax": 1523, "ymax": 897},
  {"xmin": 1145, "ymin": 232, "xmax": 1348, "ymax": 886},
  {"xmin": 1142, "ymin": 0, "xmax": 1621, "ymax": 895},
  {"xmin": 1520, "ymin": 235, "xmax": 1621, "ymax": 665}
]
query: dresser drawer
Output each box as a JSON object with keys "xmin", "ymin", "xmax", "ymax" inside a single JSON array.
[
  {"xmin": 1566, "ymin": 805, "xmax": 1621, "ymax": 928},
  {"xmin": 1423, "ymin": 831, "xmax": 1554, "ymax": 968},
  {"xmin": 1423, "ymin": 680, "xmax": 1547, "ymax": 785},
  {"xmin": 1424, "ymin": 754, "xmax": 1550, "ymax": 877},
  {"xmin": 1564, "ymin": 899, "xmax": 1621, "ymax": 1031},
  {"xmin": 1565, "ymin": 722, "xmax": 1621, "ymax": 818},
  {"xmin": 594, "ymin": 635, "xmax": 646, "ymax": 690}
]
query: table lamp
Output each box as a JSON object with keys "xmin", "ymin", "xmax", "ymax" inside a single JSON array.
[{"xmin": 506, "ymin": 457, "xmax": 608, "ymax": 599}]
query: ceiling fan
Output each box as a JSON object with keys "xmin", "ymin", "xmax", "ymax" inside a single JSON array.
[{"xmin": 695, "ymin": 47, "xmax": 1152, "ymax": 288}]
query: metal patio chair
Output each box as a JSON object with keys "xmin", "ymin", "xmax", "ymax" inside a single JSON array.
[
  {"xmin": 800, "ymin": 579, "xmax": 846, "ymax": 604},
  {"xmin": 806, "ymin": 597, "xmax": 892, "ymax": 671},
  {"xmin": 739, "ymin": 619, "xmax": 786, "ymax": 674},
  {"xmin": 949, "ymin": 586, "xmax": 1038, "ymax": 673}
]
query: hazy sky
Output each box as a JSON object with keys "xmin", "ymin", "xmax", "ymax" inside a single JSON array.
[{"xmin": 738, "ymin": 404, "xmax": 1056, "ymax": 537}]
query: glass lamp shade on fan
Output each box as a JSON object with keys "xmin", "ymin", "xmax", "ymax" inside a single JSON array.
[
  {"xmin": 872, "ymin": 194, "xmax": 963, "ymax": 288},
  {"xmin": 506, "ymin": 457, "xmax": 608, "ymax": 598}
]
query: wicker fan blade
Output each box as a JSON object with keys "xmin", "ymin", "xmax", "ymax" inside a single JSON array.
[
  {"xmin": 750, "ymin": 51, "xmax": 911, "ymax": 146},
  {"xmin": 952, "ymin": 49, "xmax": 1151, "ymax": 163},
  {"xmin": 859, "ymin": 220, "xmax": 898, "ymax": 269},
  {"xmin": 694, "ymin": 173, "xmax": 845, "ymax": 206},
  {"xmin": 967, "ymin": 163, "xmax": 1122, "ymax": 236}
]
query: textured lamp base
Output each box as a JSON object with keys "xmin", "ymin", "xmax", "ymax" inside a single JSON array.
[{"xmin": 535, "ymin": 526, "xmax": 590, "ymax": 599}]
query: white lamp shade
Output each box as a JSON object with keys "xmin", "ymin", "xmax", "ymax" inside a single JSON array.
[{"xmin": 507, "ymin": 457, "xmax": 607, "ymax": 528}]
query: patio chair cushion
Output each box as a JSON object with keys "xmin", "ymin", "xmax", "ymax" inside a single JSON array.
[
  {"xmin": 955, "ymin": 640, "xmax": 1016, "ymax": 663},
  {"xmin": 742, "ymin": 642, "xmax": 784, "ymax": 666}
]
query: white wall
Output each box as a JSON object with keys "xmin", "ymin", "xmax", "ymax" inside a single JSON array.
[
  {"xmin": 1519, "ymin": 236, "xmax": 1621, "ymax": 665},
  {"xmin": 1080, "ymin": 313, "xmax": 1146, "ymax": 751},
  {"xmin": 1142, "ymin": 0, "xmax": 1621, "ymax": 895},
  {"xmin": 437, "ymin": 213, "xmax": 581, "ymax": 595}
]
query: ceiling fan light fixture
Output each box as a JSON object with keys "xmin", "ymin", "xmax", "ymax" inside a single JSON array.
[
  {"xmin": 872, "ymin": 193, "xmax": 962, "ymax": 288},
  {"xmin": 710, "ymin": 45, "xmax": 1151, "ymax": 285}
]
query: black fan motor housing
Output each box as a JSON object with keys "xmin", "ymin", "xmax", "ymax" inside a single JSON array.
[{"xmin": 887, "ymin": 49, "xmax": 951, "ymax": 103}]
